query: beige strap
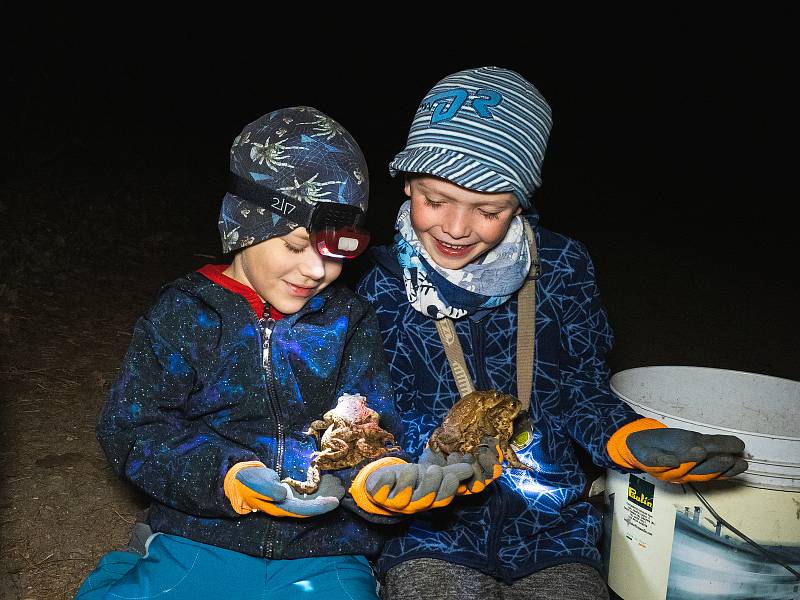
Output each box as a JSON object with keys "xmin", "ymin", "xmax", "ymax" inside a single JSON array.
[
  {"xmin": 515, "ymin": 220, "xmax": 538, "ymax": 411},
  {"xmin": 435, "ymin": 318, "xmax": 476, "ymax": 398},
  {"xmin": 434, "ymin": 220, "xmax": 539, "ymax": 410}
]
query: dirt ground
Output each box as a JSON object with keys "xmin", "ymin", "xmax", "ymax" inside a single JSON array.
[
  {"xmin": 0, "ymin": 267, "xmax": 165, "ymax": 599},
  {"xmin": 1, "ymin": 161, "xmax": 797, "ymax": 599},
  {"xmin": 0, "ymin": 156, "xmax": 222, "ymax": 598}
]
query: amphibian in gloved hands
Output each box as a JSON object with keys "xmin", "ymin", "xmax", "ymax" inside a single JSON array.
[{"xmin": 427, "ymin": 390, "xmax": 534, "ymax": 470}]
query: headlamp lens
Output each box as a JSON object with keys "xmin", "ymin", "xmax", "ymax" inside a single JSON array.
[
  {"xmin": 310, "ymin": 204, "xmax": 370, "ymax": 259},
  {"xmin": 312, "ymin": 226, "xmax": 370, "ymax": 259}
]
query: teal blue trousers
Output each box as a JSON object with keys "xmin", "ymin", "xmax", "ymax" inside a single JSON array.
[{"xmin": 75, "ymin": 533, "xmax": 379, "ymax": 599}]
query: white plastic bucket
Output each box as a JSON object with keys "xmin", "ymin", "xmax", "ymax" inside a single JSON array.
[{"xmin": 603, "ymin": 366, "xmax": 800, "ymax": 600}]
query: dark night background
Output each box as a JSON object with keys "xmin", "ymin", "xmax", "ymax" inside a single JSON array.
[
  {"xmin": 2, "ymin": 11, "xmax": 797, "ymax": 394},
  {"xmin": 5, "ymin": 9, "xmax": 796, "ymax": 380},
  {"xmin": 0, "ymin": 8, "xmax": 797, "ymax": 598}
]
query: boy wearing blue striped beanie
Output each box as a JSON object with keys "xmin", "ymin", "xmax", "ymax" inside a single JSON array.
[{"xmin": 356, "ymin": 67, "xmax": 746, "ymax": 599}]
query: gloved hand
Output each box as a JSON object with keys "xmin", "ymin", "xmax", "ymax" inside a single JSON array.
[
  {"xmin": 453, "ymin": 437, "xmax": 505, "ymax": 495},
  {"xmin": 224, "ymin": 461, "xmax": 345, "ymax": 517},
  {"xmin": 349, "ymin": 449, "xmax": 474, "ymax": 515},
  {"xmin": 607, "ymin": 418, "xmax": 748, "ymax": 483}
]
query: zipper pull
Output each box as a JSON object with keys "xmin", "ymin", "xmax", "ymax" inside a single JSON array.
[{"xmin": 259, "ymin": 317, "xmax": 276, "ymax": 369}]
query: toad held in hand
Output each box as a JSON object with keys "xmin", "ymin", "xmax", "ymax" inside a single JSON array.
[
  {"xmin": 427, "ymin": 390, "xmax": 534, "ymax": 470},
  {"xmin": 283, "ymin": 393, "xmax": 401, "ymax": 493}
]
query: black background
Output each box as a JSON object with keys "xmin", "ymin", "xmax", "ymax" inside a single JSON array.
[{"xmin": 3, "ymin": 8, "xmax": 797, "ymax": 380}]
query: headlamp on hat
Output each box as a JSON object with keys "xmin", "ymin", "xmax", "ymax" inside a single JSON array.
[{"xmin": 229, "ymin": 173, "xmax": 370, "ymax": 259}]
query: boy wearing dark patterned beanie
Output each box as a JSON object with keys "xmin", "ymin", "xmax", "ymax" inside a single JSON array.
[{"xmin": 75, "ymin": 107, "xmax": 479, "ymax": 599}]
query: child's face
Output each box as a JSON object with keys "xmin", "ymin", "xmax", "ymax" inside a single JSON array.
[
  {"xmin": 230, "ymin": 228, "xmax": 343, "ymax": 314},
  {"xmin": 405, "ymin": 175, "xmax": 521, "ymax": 270}
]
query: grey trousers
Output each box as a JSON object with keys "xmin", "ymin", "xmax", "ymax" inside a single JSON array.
[{"xmin": 381, "ymin": 558, "xmax": 610, "ymax": 600}]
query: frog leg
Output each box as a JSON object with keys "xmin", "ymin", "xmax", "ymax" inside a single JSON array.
[
  {"xmin": 281, "ymin": 460, "xmax": 322, "ymax": 494},
  {"xmin": 378, "ymin": 433, "xmax": 401, "ymax": 453},
  {"xmin": 502, "ymin": 444, "xmax": 535, "ymax": 471},
  {"xmin": 367, "ymin": 428, "xmax": 400, "ymax": 452},
  {"xmin": 316, "ymin": 437, "xmax": 350, "ymax": 460},
  {"xmin": 305, "ymin": 419, "xmax": 330, "ymax": 441}
]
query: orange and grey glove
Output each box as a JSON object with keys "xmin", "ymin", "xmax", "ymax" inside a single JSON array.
[
  {"xmin": 454, "ymin": 436, "xmax": 505, "ymax": 495},
  {"xmin": 224, "ymin": 461, "xmax": 345, "ymax": 518},
  {"xmin": 349, "ymin": 449, "xmax": 474, "ymax": 516},
  {"xmin": 607, "ymin": 418, "xmax": 748, "ymax": 483}
]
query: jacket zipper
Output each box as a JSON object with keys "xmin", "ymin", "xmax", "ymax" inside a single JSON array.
[
  {"xmin": 259, "ymin": 316, "xmax": 284, "ymax": 556},
  {"xmin": 469, "ymin": 318, "xmax": 504, "ymax": 575}
]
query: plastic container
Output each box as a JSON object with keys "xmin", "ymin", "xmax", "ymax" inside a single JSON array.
[{"xmin": 603, "ymin": 366, "xmax": 800, "ymax": 599}]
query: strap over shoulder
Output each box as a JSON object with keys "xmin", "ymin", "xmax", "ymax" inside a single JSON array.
[{"xmin": 434, "ymin": 220, "xmax": 539, "ymax": 410}]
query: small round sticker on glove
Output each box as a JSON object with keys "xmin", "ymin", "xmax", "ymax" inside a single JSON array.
[{"xmin": 510, "ymin": 417, "xmax": 534, "ymax": 452}]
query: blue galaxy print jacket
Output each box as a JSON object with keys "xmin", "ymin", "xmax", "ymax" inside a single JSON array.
[
  {"xmin": 356, "ymin": 215, "xmax": 640, "ymax": 581},
  {"xmin": 97, "ymin": 266, "xmax": 404, "ymax": 559}
]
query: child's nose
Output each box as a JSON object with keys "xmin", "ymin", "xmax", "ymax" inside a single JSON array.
[
  {"xmin": 298, "ymin": 251, "xmax": 326, "ymax": 281},
  {"xmin": 441, "ymin": 207, "xmax": 471, "ymax": 239}
]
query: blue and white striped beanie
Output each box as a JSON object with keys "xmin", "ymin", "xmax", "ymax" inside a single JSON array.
[{"xmin": 389, "ymin": 66, "xmax": 552, "ymax": 209}]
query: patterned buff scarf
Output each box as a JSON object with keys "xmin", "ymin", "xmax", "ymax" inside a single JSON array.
[{"xmin": 393, "ymin": 200, "xmax": 531, "ymax": 319}]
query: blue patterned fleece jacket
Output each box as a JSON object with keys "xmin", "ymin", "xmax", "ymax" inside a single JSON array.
[
  {"xmin": 356, "ymin": 216, "xmax": 640, "ymax": 582},
  {"xmin": 97, "ymin": 265, "xmax": 404, "ymax": 559}
]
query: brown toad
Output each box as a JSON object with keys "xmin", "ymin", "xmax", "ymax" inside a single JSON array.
[
  {"xmin": 427, "ymin": 390, "xmax": 534, "ymax": 470},
  {"xmin": 282, "ymin": 392, "xmax": 400, "ymax": 493}
]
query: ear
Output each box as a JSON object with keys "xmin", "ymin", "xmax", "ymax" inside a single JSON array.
[
  {"xmin": 224, "ymin": 251, "xmax": 247, "ymax": 288},
  {"xmin": 513, "ymin": 204, "xmax": 523, "ymax": 216},
  {"xmin": 403, "ymin": 177, "xmax": 412, "ymax": 198}
]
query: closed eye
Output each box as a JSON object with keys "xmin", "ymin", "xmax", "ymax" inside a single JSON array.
[
  {"xmin": 283, "ymin": 241, "xmax": 305, "ymax": 254},
  {"xmin": 423, "ymin": 197, "xmax": 443, "ymax": 209}
]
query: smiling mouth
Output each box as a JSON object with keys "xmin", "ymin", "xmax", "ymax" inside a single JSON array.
[
  {"xmin": 286, "ymin": 282, "xmax": 317, "ymax": 296},
  {"xmin": 433, "ymin": 238, "xmax": 476, "ymax": 256}
]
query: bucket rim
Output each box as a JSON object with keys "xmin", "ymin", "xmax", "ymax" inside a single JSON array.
[
  {"xmin": 611, "ymin": 365, "xmax": 800, "ymax": 387},
  {"xmin": 619, "ymin": 397, "xmax": 800, "ymax": 442},
  {"xmin": 610, "ymin": 365, "xmax": 800, "ymax": 442}
]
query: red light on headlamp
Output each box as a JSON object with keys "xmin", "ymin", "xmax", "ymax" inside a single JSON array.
[
  {"xmin": 313, "ymin": 225, "xmax": 371, "ymax": 259},
  {"xmin": 309, "ymin": 203, "xmax": 370, "ymax": 259}
]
